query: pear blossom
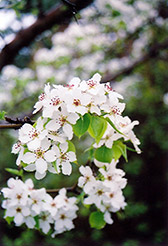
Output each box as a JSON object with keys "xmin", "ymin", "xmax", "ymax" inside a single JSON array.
[
  {"xmin": 46, "ymin": 106, "xmax": 79, "ymax": 140},
  {"xmin": 64, "ymin": 88, "xmax": 92, "ymax": 115},
  {"xmin": 78, "ymin": 165, "xmax": 96, "ymax": 193},
  {"xmin": 22, "ymin": 139, "xmax": 54, "ymax": 178},
  {"xmin": 39, "ymin": 211, "xmax": 53, "ymax": 234},
  {"xmin": 42, "ymin": 87, "xmax": 65, "ymax": 118},
  {"xmin": 5, "ymin": 205, "xmax": 31, "ymax": 226},
  {"xmin": 1, "ymin": 178, "xmax": 78, "ymax": 236},
  {"xmin": 29, "ymin": 188, "xmax": 46, "ymax": 214},
  {"xmin": 84, "ymin": 181, "xmax": 110, "ymax": 209},
  {"xmin": 52, "ymin": 142, "xmax": 77, "ymax": 175},
  {"xmin": 18, "ymin": 117, "xmax": 47, "ymax": 151},
  {"xmin": 80, "ymin": 73, "xmax": 104, "ymax": 96},
  {"xmin": 53, "ymin": 208, "xmax": 77, "ymax": 235},
  {"xmin": 33, "ymin": 83, "xmax": 51, "ymax": 114},
  {"xmin": 3, "ymin": 72, "xmax": 141, "ymax": 235}
]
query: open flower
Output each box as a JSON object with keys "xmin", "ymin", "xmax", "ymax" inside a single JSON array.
[
  {"xmin": 22, "ymin": 139, "xmax": 55, "ymax": 179},
  {"xmin": 19, "ymin": 117, "xmax": 47, "ymax": 151},
  {"xmin": 52, "ymin": 142, "xmax": 76, "ymax": 175},
  {"xmin": 46, "ymin": 106, "xmax": 79, "ymax": 140}
]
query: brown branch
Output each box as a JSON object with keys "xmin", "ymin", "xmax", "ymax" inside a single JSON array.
[
  {"xmin": 0, "ymin": 124, "xmax": 23, "ymax": 129},
  {"xmin": 0, "ymin": 116, "xmax": 34, "ymax": 129},
  {"xmin": 0, "ymin": 0, "xmax": 94, "ymax": 71},
  {"xmin": 101, "ymin": 38, "xmax": 168, "ymax": 83},
  {"xmin": 46, "ymin": 183, "xmax": 78, "ymax": 193}
]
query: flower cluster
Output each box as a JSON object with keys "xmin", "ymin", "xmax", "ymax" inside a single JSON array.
[
  {"xmin": 12, "ymin": 73, "xmax": 141, "ymax": 180},
  {"xmin": 1, "ymin": 178, "xmax": 78, "ymax": 236},
  {"xmin": 78, "ymin": 159, "xmax": 127, "ymax": 224}
]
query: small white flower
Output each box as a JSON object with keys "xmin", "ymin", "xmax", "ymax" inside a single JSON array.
[
  {"xmin": 22, "ymin": 139, "xmax": 55, "ymax": 178},
  {"xmin": 33, "ymin": 83, "xmax": 51, "ymax": 114},
  {"xmin": 46, "ymin": 106, "xmax": 79, "ymax": 140},
  {"xmin": 39, "ymin": 211, "xmax": 53, "ymax": 234},
  {"xmin": 29, "ymin": 188, "xmax": 46, "ymax": 214},
  {"xmin": 65, "ymin": 88, "xmax": 92, "ymax": 115},
  {"xmin": 19, "ymin": 117, "xmax": 47, "ymax": 151},
  {"xmin": 53, "ymin": 142, "xmax": 77, "ymax": 175},
  {"xmin": 78, "ymin": 166, "xmax": 96, "ymax": 193},
  {"xmin": 5, "ymin": 205, "xmax": 30, "ymax": 226}
]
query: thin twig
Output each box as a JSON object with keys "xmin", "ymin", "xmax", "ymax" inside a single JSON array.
[
  {"xmin": 0, "ymin": 0, "xmax": 94, "ymax": 71},
  {"xmin": 46, "ymin": 183, "xmax": 77, "ymax": 193},
  {"xmin": 101, "ymin": 38, "xmax": 168, "ymax": 83}
]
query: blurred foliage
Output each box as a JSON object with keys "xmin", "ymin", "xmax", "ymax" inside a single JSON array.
[{"xmin": 0, "ymin": 0, "xmax": 168, "ymax": 245}]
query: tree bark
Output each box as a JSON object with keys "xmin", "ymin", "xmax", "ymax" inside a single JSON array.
[{"xmin": 0, "ymin": 0, "xmax": 94, "ymax": 71}]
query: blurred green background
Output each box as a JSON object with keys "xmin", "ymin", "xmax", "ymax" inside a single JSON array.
[{"xmin": 0, "ymin": 0, "xmax": 168, "ymax": 245}]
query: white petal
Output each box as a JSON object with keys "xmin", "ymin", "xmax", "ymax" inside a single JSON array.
[
  {"xmin": 46, "ymin": 120, "xmax": 60, "ymax": 131},
  {"xmin": 64, "ymin": 219, "xmax": 74, "ymax": 229},
  {"xmin": 60, "ymin": 142, "xmax": 68, "ymax": 153},
  {"xmin": 14, "ymin": 213, "xmax": 24, "ymax": 225},
  {"xmin": 22, "ymin": 152, "xmax": 36, "ymax": 164},
  {"xmin": 92, "ymin": 73, "xmax": 101, "ymax": 83},
  {"xmin": 67, "ymin": 151, "xmax": 76, "ymax": 162},
  {"xmin": 24, "ymin": 164, "xmax": 36, "ymax": 172},
  {"xmin": 22, "ymin": 207, "xmax": 30, "ymax": 216},
  {"xmin": 62, "ymin": 161, "xmax": 72, "ymax": 175},
  {"xmin": 104, "ymin": 211, "xmax": 113, "ymax": 224},
  {"xmin": 35, "ymin": 158, "xmax": 47, "ymax": 174},
  {"xmin": 25, "ymin": 217, "xmax": 36, "ymax": 229},
  {"xmin": 63, "ymin": 124, "xmax": 73, "ymax": 140},
  {"xmin": 5, "ymin": 208, "xmax": 16, "ymax": 217},
  {"xmin": 35, "ymin": 171, "xmax": 46, "ymax": 180},
  {"xmin": 40, "ymin": 220, "xmax": 50, "ymax": 234},
  {"xmin": 44, "ymin": 150, "xmax": 56, "ymax": 162},
  {"xmin": 41, "ymin": 139, "xmax": 51, "ymax": 151},
  {"xmin": 55, "ymin": 219, "xmax": 64, "ymax": 230},
  {"xmin": 25, "ymin": 179, "xmax": 34, "ymax": 189},
  {"xmin": 27, "ymin": 138, "xmax": 41, "ymax": 151},
  {"xmin": 67, "ymin": 113, "xmax": 79, "ymax": 124}
]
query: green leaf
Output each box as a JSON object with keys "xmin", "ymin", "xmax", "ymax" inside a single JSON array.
[
  {"xmin": 34, "ymin": 216, "xmax": 40, "ymax": 229},
  {"xmin": 116, "ymin": 141, "xmax": 127, "ymax": 161},
  {"xmin": 53, "ymin": 161, "xmax": 59, "ymax": 174},
  {"xmin": 73, "ymin": 113, "xmax": 91, "ymax": 138},
  {"xmin": 5, "ymin": 216, "xmax": 14, "ymax": 225},
  {"xmin": 104, "ymin": 117, "xmax": 124, "ymax": 135},
  {"xmin": 95, "ymin": 145, "xmax": 113, "ymax": 163},
  {"xmin": 67, "ymin": 140, "xmax": 76, "ymax": 152},
  {"xmin": 5, "ymin": 168, "xmax": 23, "ymax": 177},
  {"xmin": 89, "ymin": 211, "xmax": 106, "ymax": 229},
  {"xmin": 112, "ymin": 141, "xmax": 128, "ymax": 161},
  {"xmin": 127, "ymin": 146, "xmax": 137, "ymax": 152},
  {"xmin": 88, "ymin": 116, "xmax": 107, "ymax": 143},
  {"xmin": 0, "ymin": 111, "xmax": 7, "ymax": 120},
  {"xmin": 112, "ymin": 144, "xmax": 122, "ymax": 160}
]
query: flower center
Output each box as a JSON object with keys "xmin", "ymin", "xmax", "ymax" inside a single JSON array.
[
  {"xmin": 16, "ymin": 194, "xmax": 22, "ymax": 200},
  {"xmin": 106, "ymin": 85, "xmax": 113, "ymax": 91},
  {"xmin": 51, "ymin": 202, "xmax": 56, "ymax": 207},
  {"xmin": 111, "ymin": 106, "xmax": 120, "ymax": 115},
  {"xmin": 60, "ymin": 214, "xmax": 66, "ymax": 220},
  {"xmin": 88, "ymin": 80, "xmax": 96, "ymax": 88},
  {"xmin": 97, "ymin": 189, "xmax": 103, "ymax": 196},
  {"xmin": 59, "ymin": 116, "xmax": 67, "ymax": 126},
  {"xmin": 107, "ymin": 176, "xmax": 112, "ymax": 181},
  {"xmin": 35, "ymin": 149, "xmax": 44, "ymax": 158},
  {"xmin": 61, "ymin": 152, "xmax": 68, "ymax": 161},
  {"xmin": 41, "ymin": 215, "xmax": 47, "ymax": 221},
  {"xmin": 50, "ymin": 97, "xmax": 61, "ymax": 106},
  {"xmin": 38, "ymin": 93, "xmax": 45, "ymax": 101},
  {"xmin": 109, "ymin": 193, "xmax": 114, "ymax": 198},
  {"xmin": 73, "ymin": 99, "xmax": 81, "ymax": 106},
  {"xmin": 16, "ymin": 207, "xmax": 22, "ymax": 213},
  {"xmin": 33, "ymin": 199, "xmax": 38, "ymax": 204}
]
